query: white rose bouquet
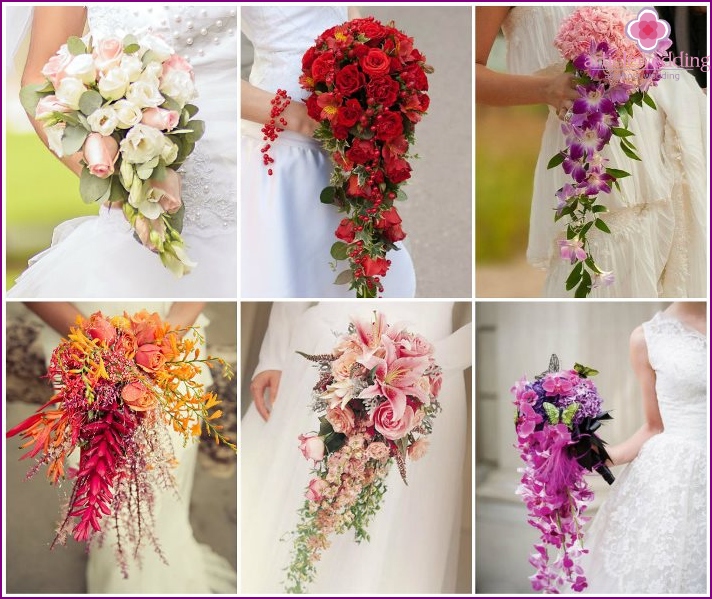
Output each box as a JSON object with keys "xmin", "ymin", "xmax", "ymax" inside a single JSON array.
[{"xmin": 21, "ymin": 33, "xmax": 204, "ymax": 277}]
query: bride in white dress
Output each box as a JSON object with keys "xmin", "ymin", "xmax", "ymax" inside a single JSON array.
[
  {"xmin": 7, "ymin": 6, "xmax": 237, "ymax": 299},
  {"xmin": 14, "ymin": 301, "xmax": 237, "ymax": 594},
  {"xmin": 242, "ymin": 302, "xmax": 470, "ymax": 593},
  {"xmin": 241, "ymin": 6, "xmax": 417, "ymax": 298},
  {"xmin": 476, "ymin": 6, "xmax": 707, "ymax": 298},
  {"xmin": 583, "ymin": 302, "xmax": 707, "ymax": 593}
]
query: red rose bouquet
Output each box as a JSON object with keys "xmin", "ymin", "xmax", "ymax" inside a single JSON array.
[
  {"xmin": 284, "ymin": 312, "xmax": 442, "ymax": 592},
  {"xmin": 300, "ymin": 17, "xmax": 432, "ymax": 298},
  {"xmin": 6, "ymin": 311, "xmax": 235, "ymax": 576}
]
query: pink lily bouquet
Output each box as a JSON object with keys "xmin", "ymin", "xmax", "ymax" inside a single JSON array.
[
  {"xmin": 513, "ymin": 355, "xmax": 613, "ymax": 593},
  {"xmin": 549, "ymin": 6, "xmax": 671, "ymax": 297},
  {"xmin": 285, "ymin": 312, "xmax": 442, "ymax": 593},
  {"xmin": 20, "ymin": 33, "xmax": 205, "ymax": 277}
]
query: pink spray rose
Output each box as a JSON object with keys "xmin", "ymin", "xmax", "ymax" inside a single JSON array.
[
  {"xmin": 372, "ymin": 402, "xmax": 416, "ymax": 441},
  {"xmin": 149, "ymin": 168, "xmax": 182, "ymax": 214},
  {"xmin": 83, "ymin": 133, "xmax": 119, "ymax": 178},
  {"xmin": 298, "ymin": 433, "xmax": 325, "ymax": 462},
  {"xmin": 141, "ymin": 107, "xmax": 180, "ymax": 131}
]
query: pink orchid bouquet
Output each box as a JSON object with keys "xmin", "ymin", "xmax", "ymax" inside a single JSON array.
[
  {"xmin": 6, "ymin": 311, "xmax": 234, "ymax": 576},
  {"xmin": 20, "ymin": 33, "xmax": 205, "ymax": 277},
  {"xmin": 285, "ymin": 312, "xmax": 442, "ymax": 592},
  {"xmin": 548, "ymin": 7, "xmax": 671, "ymax": 297},
  {"xmin": 512, "ymin": 355, "xmax": 613, "ymax": 593}
]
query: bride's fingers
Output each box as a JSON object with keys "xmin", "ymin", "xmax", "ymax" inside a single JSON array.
[{"xmin": 250, "ymin": 378, "xmax": 271, "ymax": 421}]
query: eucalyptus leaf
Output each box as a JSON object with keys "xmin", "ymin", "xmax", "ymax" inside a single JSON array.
[
  {"xmin": 108, "ymin": 176, "xmax": 129, "ymax": 204},
  {"xmin": 67, "ymin": 36, "xmax": 87, "ymax": 55},
  {"xmin": 62, "ymin": 125, "xmax": 89, "ymax": 156},
  {"xmin": 19, "ymin": 83, "xmax": 48, "ymax": 116},
  {"xmin": 185, "ymin": 120, "xmax": 205, "ymax": 143},
  {"xmin": 79, "ymin": 167, "xmax": 112, "ymax": 204},
  {"xmin": 184, "ymin": 103, "xmax": 199, "ymax": 119},
  {"xmin": 330, "ymin": 241, "xmax": 349, "ymax": 261},
  {"xmin": 78, "ymin": 90, "xmax": 103, "ymax": 116},
  {"xmin": 165, "ymin": 201, "xmax": 185, "ymax": 234},
  {"xmin": 334, "ymin": 270, "xmax": 353, "ymax": 285}
]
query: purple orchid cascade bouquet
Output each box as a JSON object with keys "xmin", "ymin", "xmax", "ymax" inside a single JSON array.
[
  {"xmin": 549, "ymin": 6, "xmax": 671, "ymax": 297},
  {"xmin": 513, "ymin": 355, "xmax": 614, "ymax": 593}
]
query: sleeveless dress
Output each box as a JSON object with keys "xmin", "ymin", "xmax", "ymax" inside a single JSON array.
[
  {"xmin": 7, "ymin": 6, "xmax": 238, "ymax": 299},
  {"xmin": 502, "ymin": 6, "xmax": 707, "ymax": 298},
  {"xmin": 33, "ymin": 302, "xmax": 237, "ymax": 594},
  {"xmin": 241, "ymin": 7, "xmax": 417, "ymax": 298},
  {"xmin": 241, "ymin": 302, "xmax": 470, "ymax": 593},
  {"xmin": 583, "ymin": 312, "xmax": 707, "ymax": 593}
]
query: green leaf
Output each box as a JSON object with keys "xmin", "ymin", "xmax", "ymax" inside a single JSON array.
[
  {"xmin": 184, "ymin": 119, "xmax": 205, "ymax": 143},
  {"xmin": 611, "ymin": 126, "xmax": 635, "ymax": 138},
  {"xmin": 318, "ymin": 416, "xmax": 334, "ymax": 438},
  {"xmin": 542, "ymin": 402, "xmax": 560, "ymax": 425},
  {"xmin": 184, "ymin": 103, "xmax": 199, "ymax": 119},
  {"xmin": 61, "ymin": 125, "xmax": 89, "ymax": 155},
  {"xmin": 594, "ymin": 218, "xmax": 611, "ymax": 234},
  {"xmin": 161, "ymin": 96, "xmax": 182, "ymax": 112},
  {"xmin": 642, "ymin": 93, "xmax": 657, "ymax": 110},
  {"xmin": 122, "ymin": 34, "xmax": 139, "ymax": 49},
  {"xmin": 108, "ymin": 176, "xmax": 129, "ymax": 204},
  {"xmin": 575, "ymin": 269, "xmax": 593, "ymax": 298},
  {"xmin": 165, "ymin": 201, "xmax": 185, "ymax": 234},
  {"xmin": 579, "ymin": 220, "xmax": 593, "ymax": 237},
  {"xmin": 19, "ymin": 83, "xmax": 48, "ymax": 116},
  {"xmin": 564, "ymin": 61, "xmax": 576, "ymax": 74},
  {"xmin": 396, "ymin": 189, "xmax": 408, "ymax": 202},
  {"xmin": 124, "ymin": 42, "xmax": 140, "ymax": 54},
  {"xmin": 67, "ymin": 36, "xmax": 87, "ymax": 55},
  {"xmin": 334, "ymin": 270, "xmax": 353, "ymax": 285},
  {"xmin": 142, "ymin": 49, "xmax": 159, "ymax": 67},
  {"xmin": 330, "ymin": 241, "xmax": 349, "ymax": 261},
  {"xmin": 79, "ymin": 167, "xmax": 112, "ymax": 204},
  {"xmin": 151, "ymin": 160, "xmax": 167, "ymax": 182},
  {"xmin": 320, "ymin": 186, "xmax": 337, "ymax": 204},
  {"xmin": 325, "ymin": 432, "xmax": 347, "ymax": 454},
  {"xmin": 561, "ymin": 403, "xmax": 579, "ymax": 427},
  {"xmin": 78, "ymin": 90, "xmax": 103, "ymax": 116},
  {"xmin": 619, "ymin": 140, "xmax": 641, "ymax": 161},
  {"xmin": 547, "ymin": 152, "xmax": 565, "ymax": 169},
  {"xmin": 592, "ymin": 204, "xmax": 608, "ymax": 214},
  {"xmin": 566, "ymin": 261, "xmax": 583, "ymax": 291},
  {"xmin": 605, "ymin": 167, "xmax": 631, "ymax": 179}
]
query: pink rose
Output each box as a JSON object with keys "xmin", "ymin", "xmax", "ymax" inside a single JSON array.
[
  {"xmin": 135, "ymin": 343, "xmax": 167, "ymax": 372},
  {"xmin": 162, "ymin": 54, "xmax": 193, "ymax": 77},
  {"xmin": 305, "ymin": 477, "xmax": 329, "ymax": 502},
  {"xmin": 150, "ymin": 168, "xmax": 182, "ymax": 214},
  {"xmin": 373, "ymin": 402, "xmax": 416, "ymax": 441},
  {"xmin": 83, "ymin": 133, "xmax": 119, "ymax": 178},
  {"xmin": 298, "ymin": 433, "xmax": 325, "ymax": 462},
  {"xmin": 121, "ymin": 381, "xmax": 157, "ymax": 412},
  {"xmin": 41, "ymin": 46, "xmax": 72, "ymax": 87},
  {"xmin": 93, "ymin": 37, "xmax": 124, "ymax": 72},
  {"xmin": 407, "ymin": 437, "xmax": 430, "ymax": 461},
  {"xmin": 366, "ymin": 441, "xmax": 391, "ymax": 461},
  {"xmin": 141, "ymin": 107, "xmax": 180, "ymax": 131},
  {"xmin": 35, "ymin": 95, "xmax": 71, "ymax": 120},
  {"xmin": 85, "ymin": 313, "xmax": 116, "ymax": 344},
  {"xmin": 398, "ymin": 333, "xmax": 434, "ymax": 358},
  {"xmin": 429, "ymin": 371, "xmax": 442, "ymax": 398},
  {"xmin": 326, "ymin": 406, "xmax": 356, "ymax": 435}
]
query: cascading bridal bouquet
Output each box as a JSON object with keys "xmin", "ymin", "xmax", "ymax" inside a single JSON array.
[
  {"xmin": 548, "ymin": 6, "xmax": 671, "ymax": 297},
  {"xmin": 284, "ymin": 312, "xmax": 442, "ymax": 592},
  {"xmin": 6, "ymin": 311, "xmax": 235, "ymax": 576},
  {"xmin": 20, "ymin": 33, "xmax": 205, "ymax": 277},
  {"xmin": 512, "ymin": 355, "xmax": 614, "ymax": 593},
  {"xmin": 300, "ymin": 17, "xmax": 432, "ymax": 298}
]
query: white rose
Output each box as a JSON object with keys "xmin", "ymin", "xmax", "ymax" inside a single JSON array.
[
  {"xmin": 161, "ymin": 138, "xmax": 179, "ymax": 165},
  {"xmin": 140, "ymin": 34, "xmax": 174, "ymax": 62},
  {"xmin": 139, "ymin": 61, "xmax": 162, "ymax": 84},
  {"xmin": 159, "ymin": 69, "xmax": 196, "ymax": 106},
  {"xmin": 98, "ymin": 68, "xmax": 130, "ymax": 101},
  {"xmin": 119, "ymin": 54, "xmax": 143, "ymax": 82},
  {"xmin": 87, "ymin": 106, "xmax": 118, "ymax": 136},
  {"xmin": 120, "ymin": 123, "xmax": 166, "ymax": 164},
  {"xmin": 55, "ymin": 77, "xmax": 87, "ymax": 110},
  {"xmin": 64, "ymin": 54, "xmax": 97, "ymax": 85},
  {"xmin": 112, "ymin": 99, "xmax": 143, "ymax": 129},
  {"xmin": 126, "ymin": 80, "xmax": 164, "ymax": 109},
  {"xmin": 45, "ymin": 122, "xmax": 66, "ymax": 157}
]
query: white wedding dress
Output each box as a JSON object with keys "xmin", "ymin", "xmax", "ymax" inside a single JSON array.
[
  {"xmin": 36, "ymin": 302, "xmax": 237, "ymax": 594},
  {"xmin": 7, "ymin": 6, "xmax": 237, "ymax": 299},
  {"xmin": 241, "ymin": 7, "xmax": 417, "ymax": 298},
  {"xmin": 241, "ymin": 302, "xmax": 470, "ymax": 593},
  {"xmin": 583, "ymin": 312, "xmax": 707, "ymax": 593},
  {"xmin": 502, "ymin": 6, "xmax": 707, "ymax": 298}
]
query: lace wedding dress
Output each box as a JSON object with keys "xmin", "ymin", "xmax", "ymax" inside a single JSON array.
[
  {"xmin": 241, "ymin": 7, "xmax": 416, "ymax": 298},
  {"xmin": 32, "ymin": 302, "xmax": 237, "ymax": 594},
  {"xmin": 7, "ymin": 6, "xmax": 237, "ymax": 299},
  {"xmin": 502, "ymin": 6, "xmax": 707, "ymax": 298},
  {"xmin": 583, "ymin": 311, "xmax": 707, "ymax": 593},
  {"xmin": 241, "ymin": 302, "xmax": 470, "ymax": 593}
]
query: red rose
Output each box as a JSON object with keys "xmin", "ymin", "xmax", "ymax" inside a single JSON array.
[
  {"xmin": 346, "ymin": 138, "xmax": 376, "ymax": 165},
  {"xmin": 384, "ymin": 155, "xmax": 412, "ymax": 183},
  {"xmin": 347, "ymin": 174, "xmax": 371, "ymax": 197},
  {"xmin": 382, "ymin": 134, "xmax": 409, "ymax": 162},
  {"xmin": 366, "ymin": 76, "xmax": 400, "ymax": 108},
  {"xmin": 400, "ymin": 64, "xmax": 429, "ymax": 91},
  {"xmin": 336, "ymin": 98, "xmax": 363, "ymax": 128},
  {"xmin": 401, "ymin": 92, "xmax": 430, "ymax": 123},
  {"xmin": 355, "ymin": 19, "xmax": 387, "ymax": 41},
  {"xmin": 374, "ymin": 110, "xmax": 404, "ymax": 141},
  {"xmin": 335, "ymin": 218, "xmax": 356, "ymax": 243},
  {"xmin": 376, "ymin": 206, "xmax": 402, "ymax": 228},
  {"xmin": 360, "ymin": 48, "xmax": 391, "ymax": 78},
  {"xmin": 333, "ymin": 151, "xmax": 353, "ymax": 171},
  {"xmin": 335, "ymin": 63, "xmax": 365, "ymax": 96},
  {"xmin": 333, "ymin": 125, "xmax": 349, "ymax": 140},
  {"xmin": 385, "ymin": 223, "xmax": 406, "ymax": 242},
  {"xmin": 362, "ymin": 256, "xmax": 389, "ymax": 277},
  {"xmin": 350, "ymin": 43, "xmax": 370, "ymax": 60},
  {"xmin": 311, "ymin": 52, "xmax": 336, "ymax": 83},
  {"xmin": 302, "ymin": 46, "xmax": 318, "ymax": 71}
]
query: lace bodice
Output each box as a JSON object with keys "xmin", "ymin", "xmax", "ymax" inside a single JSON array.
[
  {"xmin": 643, "ymin": 312, "xmax": 707, "ymax": 442},
  {"xmin": 241, "ymin": 6, "xmax": 347, "ymax": 102},
  {"xmin": 88, "ymin": 6, "xmax": 237, "ymax": 234}
]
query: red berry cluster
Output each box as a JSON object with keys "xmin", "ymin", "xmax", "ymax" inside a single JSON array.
[{"xmin": 260, "ymin": 88, "xmax": 291, "ymax": 176}]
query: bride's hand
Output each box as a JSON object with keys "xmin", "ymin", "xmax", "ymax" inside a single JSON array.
[
  {"xmin": 251, "ymin": 369, "xmax": 282, "ymax": 421},
  {"xmin": 241, "ymin": 81, "xmax": 318, "ymax": 138},
  {"xmin": 545, "ymin": 72, "xmax": 579, "ymax": 118}
]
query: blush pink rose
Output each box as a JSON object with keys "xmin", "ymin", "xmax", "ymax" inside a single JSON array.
[
  {"xmin": 35, "ymin": 95, "xmax": 71, "ymax": 120},
  {"xmin": 83, "ymin": 133, "xmax": 119, "ymax": 178},
  {"xmin": 41, "ymin": 46, "xmax": 72, "ymax": 87},
  {"xmin": 93, "ymin": 37, "xmax": 124, "ymax": 72},
  {"xmin": 326, "ymin": 406, "xmax": 356, "ymax": 435},
  {"xmin": 373, "ymin": 402, "xmax": 416, "ymax": 441},
  {"xmin": 397, "ymin": 333, "xmax": 434, "ymax": 358},
  {"xmin": 141, "ymin": 107, "xmax": 180, "ymax": 131},
  {"xmin": 85, "ymin": 313, "xmax": 116, "ymax": 344},
  {"xmin": 150, "ymin": 168, "xmax": 182, "ymax": 214},
  {"xmin": 135, "ymin": 343, "xmax": 167, "ymax": 372},
  {"xmin": 407, "ymin": 437, "xmax": 430, "ymax": 461},
  {"xmin": 305, "ymin": 477, "xmax": 329, "ymax": 502},
  {"xmin": 121, "ymin": 381, "xmax": 157, "ymax": 412},
  {"xmin": 298, "ymin": 433, "xmax": 325, "ymax": 462}
]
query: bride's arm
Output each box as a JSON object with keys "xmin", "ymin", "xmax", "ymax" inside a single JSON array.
[
  {"xmin": 241, "ymin": 81, "xmax": 318, "ymax": 138},
  {"xmin": 166, "ymin": 302, "xmax": 206, "ymax": 337},
  {"xmin": 22, "ymin": 7, "xmax": 87, "ymax": 176},
  {"xmin": 475, "ymin": 6, "xmax": 578, "ymax": 110},
  {"xmin": 605, "ymin": 326, "xmax": 663, "ymax": 466},
  {"xmin": 24, "ymin": 302, "xmax": 83, "ymax": 336}
]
